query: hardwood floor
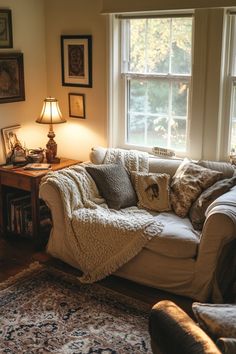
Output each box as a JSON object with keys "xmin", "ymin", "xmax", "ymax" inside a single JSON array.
[{"xmin": 0, "ymin": 236, "xmax": 194, "ymax": 317}]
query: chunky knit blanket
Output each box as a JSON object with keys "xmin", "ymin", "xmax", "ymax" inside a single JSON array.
[
  {"xmin": 104, "ymin": 147, "xmax": 149, "ymax": 173},
  {"xmin": 41, "ymin": 163, "xmax": 163, "ymax": 283}
]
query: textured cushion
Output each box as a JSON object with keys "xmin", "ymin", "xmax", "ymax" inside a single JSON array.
[
  {"xmin": 192, "ymin": 303, "xmax": 236, "ymax": 341},
  {"xmin": 85, "ymin": 164, "xmax": 137, "ymax": 210},
  {"xmin": 189, "ymin": 176, "xmax": 236, "ymax": 230},
  {"xmin": 197, "ymin": 160, "xmax": 235, "ymax": 179},
  {"xmin": 131, "ymin": 172, "xmax": 171, "ymax": 212},
  {"xmin": 170, "ymin": 159, "xmax": 223, "ymax": 217}
]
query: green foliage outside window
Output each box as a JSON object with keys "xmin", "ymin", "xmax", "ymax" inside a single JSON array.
[{"xmin": 124, "ymin": 17, "xmax": 192, "ymax": 151}]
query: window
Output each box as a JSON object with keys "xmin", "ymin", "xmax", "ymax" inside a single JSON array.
[
  {"xmin": 228, "ymin": 14, "xmax": 236, "ymax": 154},
  {"xmin": 120, "ymin": 15, "xmax": 193, "ymax": 152}
]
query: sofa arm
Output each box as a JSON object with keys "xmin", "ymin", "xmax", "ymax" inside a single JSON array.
[
  {"xmin": 192, "ymin": 188, "xmax": 236, "ymax": 302},
  {"xmin": 149, "ymin": 300, "xmax": 221, "ymax": 354},
  {"xmin": 39, "ymin": 181, "xmax": 67, "ymax": 239}
]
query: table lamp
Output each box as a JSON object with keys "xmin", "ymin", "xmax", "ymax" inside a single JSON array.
[{"xmin": 36, "ymin": 97, "xmax": 66, "ymax": 163}]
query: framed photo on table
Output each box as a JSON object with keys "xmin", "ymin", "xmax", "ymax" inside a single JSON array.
[
  {"xmin": 1, "ymin": 124, "xmax": 21, "ymax": 157},
  {"xmin": 69, "ymin": 93, "xmax": 86, "ymax": 119},
  {"xmin": 0, "ymin": 52, "xmax": 25, "ymax": 104},
  {"xmin": 61, "ymin": 35, "xmax": 92, "ymax": 88},
  {"xmin": 0, "ymin": 9, "xmax": 13, "ymax": 48}
]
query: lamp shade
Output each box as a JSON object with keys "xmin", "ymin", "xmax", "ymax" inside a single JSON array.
[{"xmin": 36, "ymin": 97, "xmax": 66, "ymax": 124}]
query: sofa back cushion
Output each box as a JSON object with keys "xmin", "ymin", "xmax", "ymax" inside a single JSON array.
[
  {"xmin": 85, "ymin": 163, "xmax": 137, "ymax": 210},
  {"xmin": 170, "ymin": 159, "xmax": 223, "ymax": 217},
  {"xmin": 131, "ymin": 172, "xmax": 171, "ymax": 212},
  {"xmin": 149, "ymin": 157, "xmax": 182, "ymax": 177},
  {"xmin": 197, "ymin": 160, "xmax": 235, "ymax": 179}
]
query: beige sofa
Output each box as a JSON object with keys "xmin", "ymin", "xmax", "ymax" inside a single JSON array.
[{"xmin": 39, "ymin": 147, "xmax": 236, "ymax": 302}]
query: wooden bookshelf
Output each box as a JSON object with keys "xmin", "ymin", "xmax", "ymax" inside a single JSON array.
[{"xmin": 0, "ymin": 158, "xmax": 80, "ymax": 247}]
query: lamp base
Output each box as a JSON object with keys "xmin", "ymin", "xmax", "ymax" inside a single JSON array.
[
  {"xmin": 48, "ymin": 157, "xmax": 61, "ymax": 164},
  {"xmin": 46, "ymin": 149, "xmax": 60, "ymax": 164}
]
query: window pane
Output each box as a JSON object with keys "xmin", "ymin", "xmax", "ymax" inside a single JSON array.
[
  {"xmin": 146, "ymin": 18, "xmax": 170, "ymax": 74},
  {"xmin": 127, "ymin": 113, "xmax": 169, "ymax": 147},
  {"xmin": 129, "ymin": 79, "xmax": 169, "ymax": 115},
  {"xmin": 128, "ymin": 79, "xmax": 188, "ymax": 150},
  {"xmin": 129, "ymin": 19, "xmax": 146, "ymax": 73},
  {"xmin": 170, "ymin": 119, "xmax": 187, "ymax": 150},
  {"xmin": 127, "ymin": 114, "xmax": 146, "ymax": 145},
  {"xmin": 152, "ymin": 116, "xmax": 168, "ymax": 147},
  {"xmin": 128, "ymin": 17, "xmax": 192, "ymax": 75},
  {"xmin": 171, "ymin": 18, "xmax": 192, "ymax": 74},
  {"xmin": 230, "ymin": 85, "xmax": 236, "ymax": 151},
  {"xmin": 172, "ymin": 81, "xmax": 189, "ymax": 116}
]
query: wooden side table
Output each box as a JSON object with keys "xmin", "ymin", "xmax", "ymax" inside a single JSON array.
[{"xmin": 0, "ymin": 158, "xmax": 79, "ymax": 246}]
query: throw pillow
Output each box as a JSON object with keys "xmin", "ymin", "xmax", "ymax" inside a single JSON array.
[
  {"xmin": 189, "ymin": 176, "xmax": 236, "ymax": 230},
  {"xmin": 170, "ymin": 159, "xmax": 223, "ymax": 217},
  {"xmin": 85, "ymin": 163, "xmax": 137, "ymax": 210},
  {"xmin": 131, "ymin": 172, "xmax": 171, "ymax": 212},
  {"xmin": 192, "ymin": 303, "xmax": 236, "ymax": 341}
]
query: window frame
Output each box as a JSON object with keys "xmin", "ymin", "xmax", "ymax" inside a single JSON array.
[
  {"xmin": 109, "ymin": 12, "xmax": 194, "ymax": 156},
  {"xmin": 226, "ymin": 14, "xmax": 236, "ymax": 154}
]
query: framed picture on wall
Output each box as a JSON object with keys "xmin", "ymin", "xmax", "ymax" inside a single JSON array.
[
  {"xmin": 61, "ymin": 35, "xmax": 92, "ymax": 88},
  {"xmin": 0, "ymin": 9, "xmax": 13, "ymax": 48},
  {"xmin": 0, "ymin": 52, "xmax": 25, "ymax": 104},
  {"xmin": 69, "ymin": 93, "xmax": 86, "ymax": 118}
]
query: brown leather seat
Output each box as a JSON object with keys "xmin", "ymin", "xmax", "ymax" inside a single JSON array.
[{"xmin": 149, "ymin": 300, "xmax": 221, "ymax": 354}]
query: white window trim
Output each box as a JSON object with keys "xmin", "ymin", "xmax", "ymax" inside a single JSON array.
[
  {"xmin": 220, "ymin": 13, "xmax": 236, "ymax": 159},
  {"xmin": 109, "ymin": 12, "xmax": 194, "ymax": 156},
  {"xmin": 108, "ymin": 8, "xmax": 227, "ymax": 161}
]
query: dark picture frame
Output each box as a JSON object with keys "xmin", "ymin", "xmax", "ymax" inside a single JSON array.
[
  {"xmin": 69, "ymin": 93, "xmax": 86, "ymax": 118},
  {"xmin": 0, "ymin": 53, "xmax": 25, "ymax": 104},
  {"xmin": 61, "ymin": 35, "xmax": 92, "ymax": 88},
  {"xmin": 0, "ymin": 9, "xmax": 13, "ymax": 48}
]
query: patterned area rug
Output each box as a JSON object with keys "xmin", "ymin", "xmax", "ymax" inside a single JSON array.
[{"xmin": 0, "ymin": 263, "xmax": 152, "ymax": 353}]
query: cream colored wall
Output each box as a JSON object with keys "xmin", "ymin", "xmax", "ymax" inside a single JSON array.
[
  {"xmin": 44, "ymin": 0, "xmax": 107, "ymax": 162},
  {"xmin": 0, "ymin": 0, "xmax": 47, "ymax": 164},
  {"xmin": 0, "ymin": 0, "xmax": 232, "ymax": 163}
]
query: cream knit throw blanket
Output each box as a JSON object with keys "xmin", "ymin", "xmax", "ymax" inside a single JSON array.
[
  {"xmin": 104, "ymin": 147, "xmax": 149, "ymax": 172},
  {"xmin": 41, "ymin": 163, "xmax": 163, "ymax": 283}
]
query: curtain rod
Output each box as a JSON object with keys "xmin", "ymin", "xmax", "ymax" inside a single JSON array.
[{"xmin": 115, "ymin": 13, "xmax": 193, "ymax": 20}]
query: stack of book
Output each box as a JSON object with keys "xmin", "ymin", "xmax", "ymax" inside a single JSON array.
[{"xmin": 6, "ymin": 191, "xmax": 52, "ymax": 237}]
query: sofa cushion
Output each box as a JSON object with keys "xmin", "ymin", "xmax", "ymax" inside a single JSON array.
[
  {"xmin": 192, "ymin": 303, "xmax": 236, "ymax": 341},
  {"xmin": 85, "ymin": 163, "xmax": 137, "ymax": 210},
  {"xmin": 149, "ymin": 157, "xmax": 182, "ymax": 177},
  {"xmin": 170, "ymin": 159, "xmax": 223, "ymax": 217},
  {"xmin": 216, "ymin": 337, "xmax": 236, "ymax": 354},
  {"xmin": 189, "ymin": 176, "xmax": 236, "ymax": 230},
  {"xmin": 197, "ymin": 160, "xmax": 235, "ymax": 179},
  {"xmin": 131, "ymin": 172, "xmax": 171, "ymax": 212},
  {"xmin": 145, "ymin": 211, "xmax": 200, "ymax": 258}
]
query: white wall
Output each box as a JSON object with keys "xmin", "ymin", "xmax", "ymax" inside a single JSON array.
[
  {"xmin": 0, "ymin": 0, "xmax": 47, "ymax": 163},
  {"xmin": 45, "ymin": 0, "xmax": 107, "ymax": 162}
]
